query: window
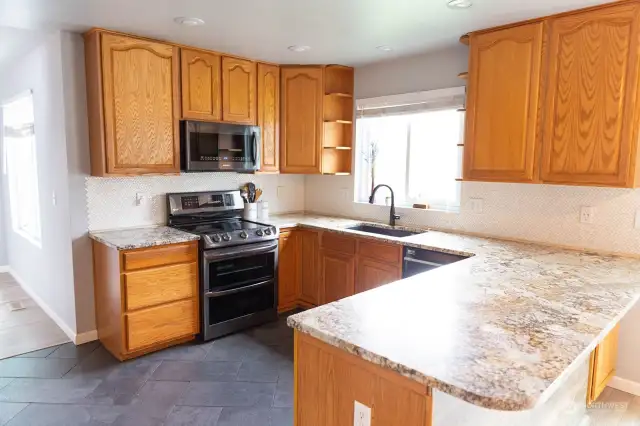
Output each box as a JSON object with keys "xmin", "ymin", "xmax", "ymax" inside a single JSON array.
[
  {"xmin": 2, "ymin": 91, "xmax": 41, "ymax": 245},
  {"xmin": 355, "ymin": 87, "xmax": 465, "ymax": 212}
]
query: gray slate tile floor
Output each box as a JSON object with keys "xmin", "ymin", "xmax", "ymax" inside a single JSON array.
[{"xmin": 0, "ymin": 314, "xmax": 294, "ymax": 425}]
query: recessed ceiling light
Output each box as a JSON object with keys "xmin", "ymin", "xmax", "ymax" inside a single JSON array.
[
  {"xmin": 447, "ymin": 0, "xmax": 473, "ymax": 9},
  {"xmin": 174, "ymin": 17, "xmax": 205, "ymax": 26},
  {"xmin": 288, "ymin": 45, "xmax": 311, "ymax": 52},
  {"xmin": 376, "ymin": 45, "xmax": 393, "ymax": 52}
]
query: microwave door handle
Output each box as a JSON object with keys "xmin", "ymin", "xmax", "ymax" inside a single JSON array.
[{"xmin": 251, "ymin": 132, "xmax": 257, "ymax": 164}]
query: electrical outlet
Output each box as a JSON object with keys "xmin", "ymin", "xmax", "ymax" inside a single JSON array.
[
  {"xmin": 469, "ymin": 198, "xmax": 484, "ymax": 214},
  {"xmin": 635, "ymin": 210, "xmax": 640, "ymax": 229},
  {"xmin": 580, "ymin": 206, "xmax": 595, "ymax": 224},
  {"xmin": 353, "ymin": 401, "xmax": 371, "ymax": 426},
  {"xmin": 135, "ymin": 192, "xmax": 148, "ymax": 206}
]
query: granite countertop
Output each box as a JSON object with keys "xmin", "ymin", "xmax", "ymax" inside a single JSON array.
[
  {"xmin": 89, "ymin": 226, "xmax": 200, "ymax": 250},
  {"xmin": 275, "ymin": 213, "xmax": 640, "ymax": 411}
]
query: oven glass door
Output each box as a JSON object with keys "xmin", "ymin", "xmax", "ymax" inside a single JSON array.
[
  {"xmin": 206, "ymin": 250, "xmax": 275, "ymax": 292},
  {"xmin": 208, "ymin": 281, "xmax": 275, "ymax": 324}
]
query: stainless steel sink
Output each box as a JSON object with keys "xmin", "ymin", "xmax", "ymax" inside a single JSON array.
[{"xmin": 346, "ymin": 224, "xmax": 423, "ymax": 238}]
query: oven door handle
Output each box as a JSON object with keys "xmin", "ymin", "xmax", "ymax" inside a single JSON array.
[
  {"xmin": 205, "ymin": 279, "xmax": 273, "ymax": 298},
  {"xmin": 203, "ymin": 241, "xmax": 278, "ymax": 261}
]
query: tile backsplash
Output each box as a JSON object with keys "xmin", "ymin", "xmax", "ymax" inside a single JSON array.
[{"xmin": 86, "ymin": 173, "xmax": 305, "ymax": 231}]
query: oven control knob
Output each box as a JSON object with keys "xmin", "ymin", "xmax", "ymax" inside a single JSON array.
[
  {"xmin": 239, "ymin": 231, "xmax": 248, "ymax": 239},
  {"xmin": 256, "ymin": 229, "xmax": 264, "ymax": 237},
  {"xmin": 264, "ymin": 228, "xmax": 272, "ymax": 236},
  {"xmin": 222, "ymin": 234, "xmax": 231, "ymax": 242},
  {"xmin": 212, "ymin": 234, "xmax": 221, "ymax": 243}
]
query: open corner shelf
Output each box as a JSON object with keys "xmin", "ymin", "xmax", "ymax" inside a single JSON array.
[
  {"xmin": 323, "ymin": 146, "xmax": 352, "ymax": 150},
  {"xmin": 458, "ymin": 72, "xmax": 468, "ymax": 80},
  {"xmin": 325, "ymin": 92, "xmax": 353, "ymax": 98},
  {"xmin": 324, "ymin": 120, "xmax": 352, "ymax": 124}
]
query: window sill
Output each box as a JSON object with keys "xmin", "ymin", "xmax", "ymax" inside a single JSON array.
[{"xmin": 354, "ymin": 201, "xmax": 460, "ymax": 214}]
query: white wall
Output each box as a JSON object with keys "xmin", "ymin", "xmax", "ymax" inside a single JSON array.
[
  {"xmin": 304, "ymin": 46, "xmax": 640, "ymax": 384},
  {"xmin": 0, "ymin": 160, "xmax": 7, "ymax": 267},
  {"xmin": 0, "ymin": 31, "xmax": 79, "ymax": 338}
]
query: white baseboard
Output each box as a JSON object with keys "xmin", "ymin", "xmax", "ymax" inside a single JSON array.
[
  {"xmin": 8, "ymin": 267, "xmax": 76, "ymax": 343},
  {"xmin": 75, "ymin": 329, "xmax": 98, "ymax": 345},
  {"xmin": 608, "ymin": 376, "xmax": 640, "ymax": 397},
  {"xmin": 0, "ymin": 265, "xmax": 9, "ymax": 273}
]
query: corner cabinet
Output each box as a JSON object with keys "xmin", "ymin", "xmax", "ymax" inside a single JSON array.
[
  {"xmin": 85, "ymin": 32, "xmax": 180, "ymax": 176},
  {"xmin": 541, "ymin": 2, "xmax": 640, "ymax": 187},
  {"xmin": 222, "ymin": 57, "xmax": 257, "ymax": 124},
  {"xmin": 464, "ymin": 22, "xmax": 544, "ymax": 183},
  {"xmin": 257, "ymin": 63, "xmax": 280, "ymax": 172},
  {"xmin": 180, "ymin": 48, "xmax": 222, "ymax": 121},
  {"xmin": 280, "ymin": 67, "xmax": 324, "ymax": 174}
]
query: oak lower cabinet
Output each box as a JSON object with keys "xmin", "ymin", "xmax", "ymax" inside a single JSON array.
[
  {"xmin": 222, "ymin": 56, "xmax": 257, "ymax": 124},
  {"xmin": 84, "ymin": 31, "xmax": 181, "ymax": 176},
  {"xmin": 541, "ymin": 2, "xmax": 640, "ymax": 187},
  {"xmin": 92, "ymin": 240, "xmax": 199, "ymax": 360},
  {"xmin": 180, "ymin": 48, "xmax": 222, "ymax": 121},
  {"xmin": 356, "ymin": 257, "xmax": 402, "ymax": 294},
  {"xmin": 320, "ymin": 248, "xmax": 355, "ymax": 304},
  {"xmin": 464, "ymin": 22, "xmax": 544, "ymax": 183},
  {"xmin": 280, "ymin": 67, "xmax": 324, "ymax": 174},
  {"xmin": 278, "ymin": 231, "xmax": 299, "ymax": 312},
  {"xmin": 298, "ymin": 230, "xmax": 320, "ymax": 305},
  {"xmin": 587, "ymin": 324, "xmax": 620, "ymax": 404},
  {"xmin": 257, "ymin": 63, "xmax": 280, "ymax": 172}
]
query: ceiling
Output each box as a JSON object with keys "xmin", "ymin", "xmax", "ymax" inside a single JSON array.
[{"xmin": 0, "ymin": 0, "xmax": 615, "ymax": 67}]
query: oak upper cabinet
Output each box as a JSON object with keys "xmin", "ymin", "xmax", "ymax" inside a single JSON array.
[
  {"xmin": 464, "ymin": 22, "xmax": 544, "ymax": 183},
  {"xmin": 280, "ymin": 67, "xmax": 324, "ymax": 174},
  {"xmin": 222, "ymin": 57, "xmax": 257, "ymax": 124},
  {"xmin": 257, "ymin": 63, "xmax": 280, "ymax": 172},
  {"xmin": 588, "ymin": 324, "xmax": 620, "ymax": 404},
  {"xmin": 180, "ymin": 48, "xmax": 222, "ymax": 121},
  {"xmin": 278, "ymin": 230, "xmax": 298, "ymax": 311},
  {"xmin": 298, "ymin": 230, "xmax": 320, "ymax": 305},
  {"xmin": 85, "ymin": 32, "xmax": 180, "ymax": 175},
  {"xmin": 541, "ymin": 3, "xmax": 640, "ymax": 187}
]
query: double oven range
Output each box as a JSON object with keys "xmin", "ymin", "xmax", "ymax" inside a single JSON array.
[{"xmin": 167, "ymin": 190, "xmax": 278, "ymax": 341}]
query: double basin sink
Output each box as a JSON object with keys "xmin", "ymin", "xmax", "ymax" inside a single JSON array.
[{"xmin": 346, "ymin": 224, "xmax": 424, "ymax": 239}]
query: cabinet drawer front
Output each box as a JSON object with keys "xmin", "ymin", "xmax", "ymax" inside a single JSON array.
[
  {"xmin": 122, "ymin": 242, "xmax": 197, "ymax": 271},
  {"xmin": 124, "ymin": 262, "xmax": 197, "ymax": 311},
  {"xmin": 321, "ymin": 232, "xmax": 356, "ymax": 254},
  {"xmin": 358, "ymin": 240, "xmax": 402, "ymax": 264},
  {"xmin": 125, "ymin": 299, "xmax": 198, "ymax": 352}
]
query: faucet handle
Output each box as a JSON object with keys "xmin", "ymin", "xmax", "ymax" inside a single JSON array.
[{"xmin": 392, "ymin": 214, "xmax": 401, "ymax": 220}]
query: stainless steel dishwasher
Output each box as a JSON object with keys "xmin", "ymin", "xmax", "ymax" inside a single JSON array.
[{"xmin": 402, "ymin": 246, "xmax": 467, "ymax": 278}]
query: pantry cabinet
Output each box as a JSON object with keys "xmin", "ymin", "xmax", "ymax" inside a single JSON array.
[
  {"xmin": 180, "ymin": 48, "xmax": 222, "ymax": 121},
  {"xmin": 464, "ymin": 22, "xmax": 544, "ymax": 183},
  {"xmin": 85, "ymin": 31, "xmax": 180, "ymax": 175},
  {"xmin": 280, "ymin": 67, "xmax": 324, "ymax": 174},
  {"xmin": 222, "ymin": 57, "xmax": 257, "ymax": 124},
  {"xmin": 257, "ymin": 63, "xmax": 280, "ymax": 172},
  {"xmin": 540, "ymin": 2, "xmax": 640, "ymax": 187}
]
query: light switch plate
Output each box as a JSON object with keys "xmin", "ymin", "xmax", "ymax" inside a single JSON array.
[
  {"xmin": 580, "ymin": 206, "xmax": 595, "ymax": 224},
  {"xmin": 353, "ymin": 401, "xmax": 371, "ymax": 426}
]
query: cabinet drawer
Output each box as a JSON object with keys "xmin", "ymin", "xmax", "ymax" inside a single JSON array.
[
  {"xmin": 322, "ymin": 232, "xmax": 356, "ymax": 254},
  {"xmin": 124, "ymin": 263, "xmax": 197, "ymax": 311},
  {"xmin": 358, "ymin": 240, "xmax": 402, "ymax": 265},
  {"xmin": 122, "ymin": 242, "xmax": 197, "ymax": 271},
  {"xmin": 125, "ymin": 299, "xmax": 198, "ymax": 352}
]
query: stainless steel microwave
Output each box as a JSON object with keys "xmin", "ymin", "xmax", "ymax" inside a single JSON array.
[{"xmin": 181, "ymin": 121, "xmax": 261, "ymax": 173}]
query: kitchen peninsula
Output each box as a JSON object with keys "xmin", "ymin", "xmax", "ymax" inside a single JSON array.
[{"xmin": 279, "ymin": 214, "xmax": 640, "ymax": 426}]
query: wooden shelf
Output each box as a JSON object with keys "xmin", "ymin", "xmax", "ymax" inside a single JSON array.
[
  {"xmin": 325, "ymin": 92, "xmax": 353, "ymax": 98},
  {"xmin": 458, "ymin": 72, "xmax": 468, "ymax": 80},
  {"xmin": 460, "ymin": 34, "xmax": 470, "ymax": 45},
  {"xmin": 323, "ymin": 146, "xmax": 352, "ymax": 150},
  {"xmin": 456, "ymin": 108, "xmax": 466, "ymax": 113},
  {"xmin": 323, "ymin": 172, "xmax": 351, "ymax": 176},
  {"xmin": 325, "ymin": 120, "xmax": 352, "ymax": 124},
  {"xmin": 457, "ymin": 144, "xmax": 464, "ymax": 147}
]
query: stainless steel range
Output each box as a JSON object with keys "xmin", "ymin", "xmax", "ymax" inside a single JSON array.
[{"xmin": 167, "ymin": 190, "xmax": 278, "ymax": 341}]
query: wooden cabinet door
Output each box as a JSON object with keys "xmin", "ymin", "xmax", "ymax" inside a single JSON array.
[
  {"xmin": 278, "ymin": 231, "xmax": 298, "ymax": 310},
  {"xmin": 355, "ymin": 257, "xmax": 401, "ymax": 294},
  {"xmin": 100, "ymin": 34, "xmax": 180, "ymax": 174},
  {"xmin": 464, "ymin": 23, "xmax": 544, "ymax": 183},
  {"xmin": 222, "ymin": 57, "xmax": 257, "ymax": 124},
  {"xmin": 299, "ymin": 230, "xmax": 320, "ymax": 305},
  {"xmin": 541, "ymin": 3, "xmax": 640, "ymax": 187},
  {"xmin": 280, "ymin": 67, "xmax": 323, "ymax": 174},
  {"xmin": 588, "ymin": 324, "xmax": 620, "ymax": 403},
  {"xmin": 257, "ymin": 63, "xmax": 280, "ymax": 172},
  {"xmin": 320, "ymin": 248, "xmax": 355, "ymax": 304},
  {"xmin": 180, "ymin": 48, "xmax": 221, "ymax": 121}
]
